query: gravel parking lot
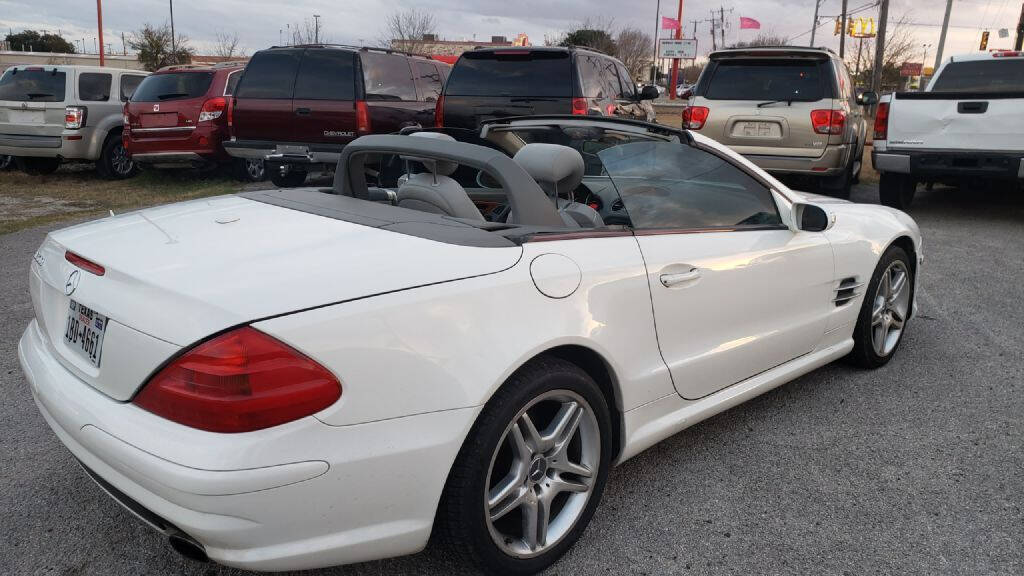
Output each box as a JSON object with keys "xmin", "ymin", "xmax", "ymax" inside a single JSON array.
[{"xmin": 1, "ymin": 182, "xmax": 1021, "ymax": 576}]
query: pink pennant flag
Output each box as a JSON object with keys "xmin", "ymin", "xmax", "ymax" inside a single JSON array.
[
  {"xmin": 661, "ymin": 16, "xmax": 681, "ymax": 30},
  {"xmin": 739, "ymin": 17, "xmax": 761, "ymax": 30}
]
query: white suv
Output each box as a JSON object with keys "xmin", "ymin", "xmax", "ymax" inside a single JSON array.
[{"xmin": 0, "ymin": 65, "xmax": 148, "ymax": 178}]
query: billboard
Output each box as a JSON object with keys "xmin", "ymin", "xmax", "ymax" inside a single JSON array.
[{"xmin": 659, "ymin": 38, "xmax": 698, "ymax": 59}]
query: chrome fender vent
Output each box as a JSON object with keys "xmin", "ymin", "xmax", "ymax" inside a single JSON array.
[{"xmin": 834, "ymin": 277, "xmax": 864, "ymax": 306}]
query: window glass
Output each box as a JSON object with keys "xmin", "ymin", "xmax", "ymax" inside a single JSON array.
[
  {"xmin": 223, "ymin": 70, "xmax": 241, "ymax": 95},
  {"xmin": 234, "ymin": 49, "xmax": 302, "ymax": 99},
  {"xmin": 361, "ymin": 52, "xmax": 416, "ymax": 101},
  {"xmin": 131, "ymin": 72, "xmax": 213, "ymax": 102},
  {"xmin": 119, "ymin": 74, "xmax": 144, "ymax": 101},
  {"xmin": 598, "ymin": 141, "xmax": 782, "ymax": 229},
  {"xmin": 78, "ymin": 72, "xmax": 111, "ymax": 101},
  {"xmin": 294, "ymin": 49, "xmax": 355, "ymax": 100},
  {"xmin": 0, "ymin": 68, "xmax": 66, "ymax": 102},
  {"xmin": 412, "ymin": 61, "xmax": 443, "ymax": 102},
  {"xmin": 615, "ymin": 62, "xmax": 636, "ymax": 99},
  {"xmin": 578, "ymin": 54, "xmax": 605, "ymax": 97},
  {"xmin": 445, "ymin": 51, "xmax": 572, "ymax": 97},
  {"xmin": 512, "ymin": 126, "xmax": 662, "ymax": 176},
  {"xmin": 930, "ymin": 59, "xmax": 1024, "ymax": 93},
  {"xmin": 705, "ymin": 60, "xmax": 827, "ymax": 101}
]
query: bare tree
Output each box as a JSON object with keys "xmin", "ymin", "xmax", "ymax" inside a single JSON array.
[
  {"xmin": 851, "ymin": 12, "xmax": 917, "ymax": 88},
  {"xmin": 213, "ymin": 31, "xmax": 245, "ymax": 59},
  {"xmin": 382, "ymin": 9, "xmax": 437, "ymax": 53},
  {"xmin": 615, "ymin": 27, "xmax": 653, "ymax": 80},
  {"xmin": 288, "ymin": 19, "xmax": 323, "ymax": 45},
  {"xmin": 729, "ymin": 32, "xmax": 789, "ymax": 48}
]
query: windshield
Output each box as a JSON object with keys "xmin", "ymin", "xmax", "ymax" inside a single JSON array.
[
  {"xmin": 704, "ymin": 59, "xmax": 828, "ymax": 102},
  {"xmin": 446, "ymin": 51, "xmax": 572, "ymax": 98},
  {"xmin": 930, "ymin": 59, "xmax": 1024, "ymax": 93},
  {"xmin": 0, "ymin": 68, "xmax": 66, "ymax": 102},
  {"xmin": 131, "ymin": 72, "xmax": 213, "ymax": 102}
]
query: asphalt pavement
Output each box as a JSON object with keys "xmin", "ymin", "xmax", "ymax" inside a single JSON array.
[{"xmin": 1, "ymin": 182, "xmax": 1021, "ymax": 576}]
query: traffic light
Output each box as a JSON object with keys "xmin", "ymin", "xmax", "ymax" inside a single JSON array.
[
  {"xmin": 980, "ymin": 30, "xmax": 989, "ymax": 50},
  {"xmin": 834, "ymin": 17, "xmax": 842, "ymax": 36},
  {"xmin": 848, "ymin": 19, "xmax": 856, "ymax": 36}
]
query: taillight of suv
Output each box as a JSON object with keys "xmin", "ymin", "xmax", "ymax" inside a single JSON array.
[
  {"xmin": 65, "ymin": 106, "xmax": 86, "ymax": 129},
  {"xmin": 133, "ymin": 326, "xmax": 341, "ymax": 433},
  {"xmin": 681, "ymin": 106, "xmax": 709, "ymax": 130},
  {"xmin": 356, "ymin": 100, "xmax": 372, "ymax": 135},
  {"xmin": 571, "ymin": 98, "xmax": 588, "ymax": 116},
  {"xmin": 198, "ymin": 97, "xmax": 227, "ymax": 122},
  {"xmin": 435, "ymin": 94, "xmax": 444, "ymax": 128},
  {"xmin": 811, "ymin": 109, "xmax": 846, "ymax": 135},
  {"xmin": 873, "ymin": 102, "xmax": 889, "ymax": 140}
]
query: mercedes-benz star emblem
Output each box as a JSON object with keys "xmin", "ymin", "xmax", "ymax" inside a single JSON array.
[{"xmin": 65, "ymin": 269, "xmax": 80, "ymax": 296}]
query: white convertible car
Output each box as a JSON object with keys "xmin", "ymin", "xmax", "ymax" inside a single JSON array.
[{"xmin": 19, "ymin": 117, "xmax": 921, "ymax": 574}]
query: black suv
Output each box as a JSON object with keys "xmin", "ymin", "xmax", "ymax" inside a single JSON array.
[
  {"xmin": 438, "ymin": 47, "xmax": 659, "ymax": 129},
  {"xmin": 224, "ymin": 45, "xmax": 450, "ymax": 187}
]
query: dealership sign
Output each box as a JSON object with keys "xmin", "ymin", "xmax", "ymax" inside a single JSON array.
[
  {"xmin": 900, "ymin": 62, "xmax": 923, "ymax": 76},
  {"xmin": 659, "ymin": 38, "xmax": 698, "ymax": 59}
]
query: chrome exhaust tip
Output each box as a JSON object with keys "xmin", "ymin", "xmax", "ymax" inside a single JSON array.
[{"xmin": 167, "ymin": 530, "xmax": 209, "ymax": 563}]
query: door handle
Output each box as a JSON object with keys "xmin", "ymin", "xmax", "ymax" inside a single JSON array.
[
  {"xmin": 295, "ymin": 107, "xmax": 311, "ymax": 116},
  {"xmin": 660, "ymin": 268, "xmax": 701, "ymax": 287}
]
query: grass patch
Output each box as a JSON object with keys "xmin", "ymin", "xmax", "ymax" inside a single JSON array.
[{"xmin": 0, "ymin": 164, "xmax": 254, "ymax": 235}]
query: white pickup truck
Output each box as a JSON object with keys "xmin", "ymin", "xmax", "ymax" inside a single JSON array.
[{"xmin": 872, "ymin": 50, "xmax": 1024, "ymax": 209}]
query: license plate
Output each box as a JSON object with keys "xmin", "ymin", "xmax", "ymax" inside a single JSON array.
[
  {"xmin": 63, "ymin": 300, "xmax": 107, "ymax": 367},
  {"xmin": 9, "ymin": 109, "xmax": 44, "ymax": 124},
  {"xmin": 734, "ymin": 121, "xmax": 782, "ymax": 138}
]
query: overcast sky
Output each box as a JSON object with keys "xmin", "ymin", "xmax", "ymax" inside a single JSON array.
[{"xmin": 1, "ymin": 0, "xmax": 1020, "ymax": 65}]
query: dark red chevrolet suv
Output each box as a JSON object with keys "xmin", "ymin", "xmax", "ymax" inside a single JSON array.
[{"xmin": 224, "ymin": 45, "xmax": 450, "ymax": 187}]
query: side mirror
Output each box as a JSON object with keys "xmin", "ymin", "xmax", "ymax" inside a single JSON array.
[
  {"xmin": 639, "ymin": 85, "xmax": 660, "ymax": 100},
  {"xmin": 857, "ymin": 91, "xmax": 878, "ymax": 106},
  {"xmin": 791, "ymin": 203, "xmax": 833, "ymax": 232}
]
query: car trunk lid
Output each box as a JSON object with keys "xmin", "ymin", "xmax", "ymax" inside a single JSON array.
[
  {"xmin": 32, "ymin": 195, "xmax": 522, "ymax": 399},
  {"xmin": 126, "ymin": 71, "xmax": 214, "ymax": 140}
]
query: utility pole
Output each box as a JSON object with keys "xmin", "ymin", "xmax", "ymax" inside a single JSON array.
[
  {"xmin": 169, "ymin": 0, "xmax": 176, "ymax": 56},
  {"xmin": 840, "ymin": 0, "xmax": 848, "ymax": 57},
  {"xmin": 719, "ymin": 6, "xmax": 725, "ymax": 48},
  {"xmin": 121, "ymin": 31, "xmax": 126, "ymax": 55},
  {"xmin": 871, "ymin": 0, "xmax": 890, "ymax": 111},
  {"xmin": 920, "ymin": 43, "xmax": 933, "ymax": 91},
  {"xmin": 810, "ymin": 0, "xmax": 821, "ymax": 46},
  {"xmin": 710, "ymin": 20, "xmax": 717, "ymax": 50},
  {"xmin": 651, "ymin": 0, "xmax": 661, "ymax": 83},
  {"xmin": 669, "ymin": 0, "xmax": 684, "ymax": 100},
  {"xmin": 96, "ymin": 0, "xmax": 105, "ymax": 66},
  {"xmin": 933, "ymin": 0, "xmax": 953, "ymax": 72},
  {"xmin": 313, "ymin": 14, "xmax": 321, "ymax": 44},
  {"xmin": 1015, "ymin": 3, "xmax": 1024, "ymax": 51}
]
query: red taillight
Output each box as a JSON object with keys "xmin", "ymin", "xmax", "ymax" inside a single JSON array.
[
  {"xmin": 811, "ymin": 109, "xmax": 846, "ymax": 135},
  {"xmin": 227, "ymin": 97, "xmax": 234, "ymax": 128},
  {"xmin": 435, "ymin": 94, "xmax": 444, "ymax": 128},
  {"xmin": 65, "ymin": 106, "xmax": 86, "ymax": 129},
  {"xmin": 355, "ymin": 100, "xmax": 372, "ymax": 135},
  {"xmin": 134, "ymin": 327, "xmax": 341, "ymax": 433},
  {"xmin": 873, "ymin": 102, "xmax": 889, "ymax": 140},
  {"xmin": 199, "ymin": 97, "xmax": 226, "ymax": 122},
  {"xmin": 992, "ymin": 51, "xmax": 1022, "ymax": 58},
  {"xmin": 65, "ymin": 251, "xmax": 105, "ymax": 276},
  {"xmin": 681, "ymin": 106, "xmax": 709, "ymax": 130},
  {"xmin": 571, "ymin": 97, "xmax": 588, "ymax": 116}
]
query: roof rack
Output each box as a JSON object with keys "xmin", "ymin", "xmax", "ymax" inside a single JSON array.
[{"xmin": 268, "ymin": 43, "xmax": 434, "ymax": 60}]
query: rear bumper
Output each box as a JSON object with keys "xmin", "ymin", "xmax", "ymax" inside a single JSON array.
[
  {"xmin": 0, "ymin": 131, "xmax": 96, "ymax": 159},
  {"xmin": 224, "ymin": 140, "xmax": 343, "ymax": 169},
  {"xmin": 124, "ymin": 126, "xmax": 228, "ymax": 165},
  {"xmin": 873, "ymin": 149, "xmax": 1024, "ymax": 180},
  {"xmin": 743, "ymin": 144, "xmax": 848, "ymax": 177},
  {"xmin": 130, "ymin": 151, "xmax": 213, "ymax": 167},
  {"xmin": 18, "ymin": 319, "xmax": 477, "ymax": 571}
]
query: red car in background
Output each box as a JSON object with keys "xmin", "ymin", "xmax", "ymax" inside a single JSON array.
[{"xmin": 124, "ymin": 62, "xmax": 264, "ymax": 181}]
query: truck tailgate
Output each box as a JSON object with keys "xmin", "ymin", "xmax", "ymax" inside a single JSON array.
[{"xmin": 888, "ymin": 92, "xmax": 1024, "ymax": 152}]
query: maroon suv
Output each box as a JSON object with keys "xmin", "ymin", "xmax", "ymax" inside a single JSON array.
[
  {"xmin": 224, "ymin": 45, "xmax": 450, "ymax": 187},
  {"xmin": 124, "ymin": 62, "xmax": 264, "ymax": 180}
]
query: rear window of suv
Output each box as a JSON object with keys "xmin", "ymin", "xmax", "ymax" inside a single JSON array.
[
  {"xmin": 445, "ymin": 51, "xmax": 572, "ymax": 98},
  {"xmin": 704, "ymin": 59, "xmax": 829, "ymax": 101},
  {"xmin": 131, "ymin": 72, "xmax": 213, "ymax": 102},
  {"xmin": 930, "ymin": 59, "xmax": 1024, "ymax": 93},
  {"xmin": 0, "ymin": 68, "xmax": 66, "ymax": 102},
  {"xmin": 235, "ymin": 49, "xmax": 302, "ymax": 99}
]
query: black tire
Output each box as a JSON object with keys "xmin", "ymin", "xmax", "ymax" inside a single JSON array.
[
  {"xmin": 436, "ymin": 356, "xmax": 612, "ymax": 576},
  {"xmin": 848, "ymin": 245, "xmax": 913, "ymax": 368},
  {"xmin": 16, "ymin": 156, "xmax": 61, "ymax": 175},
  {"xmin": 270, "ymin": 168, "xmax": 307, "ymax": 188},
  {"xmin": 819, "ymin": 151, "xmax": 855, "ymax": 199},
  {"xmin": 879, "ymin": 172, "xmax": 916, "ymax": 210},
  {"xmin": 232, "ymin": 158, "xmax": 266, "ymax": 182},
  {"xmin": 96, "ymin": 133, "xmax": 137, "ymax": 179},
  {"xmin": 0, "ymin": 155, "xmax": 14, "ymax": 171}
]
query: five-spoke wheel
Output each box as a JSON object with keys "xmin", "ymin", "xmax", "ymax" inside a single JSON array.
[{"xmin": 851, "ymin": 244, "xmax": 914, "ymax": 367}]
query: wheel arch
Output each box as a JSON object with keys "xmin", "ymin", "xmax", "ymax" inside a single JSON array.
[{"xmin": 889, "ymin": 235, "xmax": 918, "ymax": 278}]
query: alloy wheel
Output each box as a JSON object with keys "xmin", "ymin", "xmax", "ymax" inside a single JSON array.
[
  {"xmin": 246, "ymin": 159, "xmax": 265, "ymax": 181},
  {"xmin": 484, "ymin": 389, "xmax": 600, "ymax": 558},
  {"xmin": 111, "ymin": 143, "xmax": 134, "ymax": 176},
  {"xmin": 870, "ymin": 260, "xmax": 911, "ymax": 356}
]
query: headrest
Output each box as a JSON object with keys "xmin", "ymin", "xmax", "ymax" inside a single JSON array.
[
  {"xmin": 512, "ymin": 143, "xmax": 585, "ymax": 198},
  {"xmin": 401, "ymin": 131, "xmax": 458, "ymax": 176}
]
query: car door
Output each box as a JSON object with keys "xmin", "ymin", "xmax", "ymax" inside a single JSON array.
[
  {"xmin": 612, "ymin": 61, "xmax": 651, "ymax": 121},
  {"xmin": 360, "ymin": 51, "xmax": 427, "ymax": 133},
  {"xmin": 600, "ymin": 140, "xmax": 834, "ymax": 399},
  {"xmin": 291, "ymin": 48, "xmax": 358, "ymax": 146},
  {"xmin": 231, "ymin": 48, "xmax": 302, "ymax": 143}
]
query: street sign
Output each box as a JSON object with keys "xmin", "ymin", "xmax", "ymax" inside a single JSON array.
[
  {"xmin": 659, "ymin": 38, "xmax": 698, "ymax": 59},
  {"xmin": 900, "ymin": 62, "xmax": 923, "ymax": 76}
]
